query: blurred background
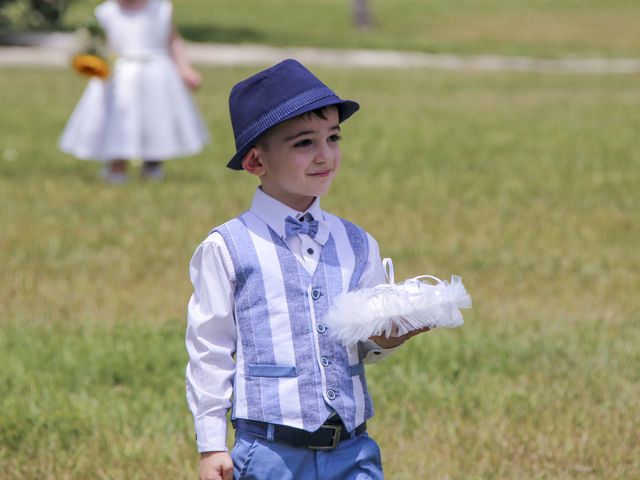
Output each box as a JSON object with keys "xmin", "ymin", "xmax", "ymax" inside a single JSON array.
[
  {"xmin": 2, "ymin": 0, "xmax": 640, "ymax": 56},
  {"xmin": 1, "ymin": 1, "xmax": 638, "ymax": 479}
]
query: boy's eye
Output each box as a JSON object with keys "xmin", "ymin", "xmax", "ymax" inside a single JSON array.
[
  {"xmin": 293, "ymin": 139, "xmax": 313, "ymax": 148},
  {"xmin": 329, "ymin": 134, "xmax": 342, "ymax": 143}
]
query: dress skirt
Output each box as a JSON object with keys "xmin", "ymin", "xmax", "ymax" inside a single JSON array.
[{"xmin": 59, "ymin": 54, "xmax": 209, "ymax": 161}]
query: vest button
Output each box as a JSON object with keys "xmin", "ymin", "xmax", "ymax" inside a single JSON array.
[
  {"xmin": 326, "ymin": 389, "xmax": 336, "ymax": 400},
  {"xmin": 311, "ymin": 289, "xmax": 321, "ymax": 300},
  {"xmin": 316, "ymin": 323, "xmax": 326, "ymax": 333},
  {"xmin": 320, "ymin": 356, "xmax": 329, "ymax": 367}
]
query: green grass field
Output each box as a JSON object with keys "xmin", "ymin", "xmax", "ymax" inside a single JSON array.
[
  {"xmin": 59, "ymin": 0, "xmax": 640, "ymax": 58},
  {"xmin": 1, "ymin": 65, "xmax": 638, "ymax": 478}
]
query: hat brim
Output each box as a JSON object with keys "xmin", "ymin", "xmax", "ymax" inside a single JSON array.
[{"xmin": 226, "ymin": 97, "xmax": 360, "ymax": 170}]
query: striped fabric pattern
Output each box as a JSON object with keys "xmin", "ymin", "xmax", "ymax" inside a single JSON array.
[{"xmin": 215, "ymin": 211, "xmax": 373, "ymax": 433}]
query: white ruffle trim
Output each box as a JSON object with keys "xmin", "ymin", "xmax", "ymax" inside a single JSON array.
[{"xmin": 323, "ymin": 258, "xmax": 472, "ymax": 347}]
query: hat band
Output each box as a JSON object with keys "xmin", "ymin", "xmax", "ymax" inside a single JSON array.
[{"xmin": 236, "ymin": 86, "xmax": 336, "ymax": 148}]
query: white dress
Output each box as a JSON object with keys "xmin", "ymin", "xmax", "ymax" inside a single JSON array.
[{"xmin": 59, "ymin": 0, "xmax": 209, "ymax": 161}]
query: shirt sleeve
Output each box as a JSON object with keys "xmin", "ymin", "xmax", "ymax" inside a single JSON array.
[
  {"xmin": 185, "ymin": 233, "xmax": 237, "ymax": 452},
  {"xmin": 357, "ymin": 232, "xmax": 400, "ymax": 363}
]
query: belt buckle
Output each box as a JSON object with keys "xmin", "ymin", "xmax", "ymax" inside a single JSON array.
[{"xmin": 309, "ymin": 424, "xmax": 341, "ymax": 450}]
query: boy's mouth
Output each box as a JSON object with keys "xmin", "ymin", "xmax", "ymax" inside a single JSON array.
[{"xmin": 308, "ymin": 169, "xmax": 333, "ymax": 177}]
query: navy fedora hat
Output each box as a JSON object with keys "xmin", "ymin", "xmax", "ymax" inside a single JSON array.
[{"xmin": 227, "ymin": 59, "xmax": 360, "ymax": 170}]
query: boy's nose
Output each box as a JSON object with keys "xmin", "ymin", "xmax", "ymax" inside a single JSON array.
[{"xmin": 315, "ymin": 144, "xmax": 332, "ymax": 163}]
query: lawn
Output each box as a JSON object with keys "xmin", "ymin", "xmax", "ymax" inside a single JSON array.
[
  {"xmin": 1, "ymin": 66, "xmax": 639, "ymax": 478},
  {"xmin": 58, "ymin": 0, "xmax": 640, "ymax": 58}
]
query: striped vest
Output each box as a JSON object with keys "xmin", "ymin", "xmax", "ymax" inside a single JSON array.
[{"xmin": 215, "ymin": 211, "xmax": 374, "ymax": 433}]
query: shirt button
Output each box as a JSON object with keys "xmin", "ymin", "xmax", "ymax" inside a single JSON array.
[
  {"xmin": 320, "ymin": 356, "xmax": 329, "ymax": 367},
  {"xmin": 311, "ymin": 289, "xmax": 321, "ymax": 300},
  {"xmin": 326, "ymin": 389, "xmax": 336, "ymax": 400},
  {"xmin": 307, "ymin": 247, "xmax": 314, "ymax": 255},
  {"xmin": 316, "ymin": 323, "xmax": 326, "ymax": 333}
]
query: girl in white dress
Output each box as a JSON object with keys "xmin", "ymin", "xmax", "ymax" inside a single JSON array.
[{"xmin": 59, "ymin": 0, "xmax": 210, "ymax": 182}]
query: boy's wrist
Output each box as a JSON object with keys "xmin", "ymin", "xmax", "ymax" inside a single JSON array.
[
  {"xmin": 200, "ymin": 450, "xmax": 227, "ymax": 458},
  {"xmin": 369, "ymin": 326, "xmax": 431, "ymax": 348},
  {"xmin": 369, "ymin": 335, "xmax": 405, "ymax": 349}
]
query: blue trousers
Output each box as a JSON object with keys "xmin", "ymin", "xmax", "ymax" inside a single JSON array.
[{"xmin": 231, "ymin": 430, "xmax": 384, "ymax": 480}]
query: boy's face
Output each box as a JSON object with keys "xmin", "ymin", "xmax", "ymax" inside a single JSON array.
[{"xmin": 245, "ymin": 106, "xmax": 342, "ymax": 212}]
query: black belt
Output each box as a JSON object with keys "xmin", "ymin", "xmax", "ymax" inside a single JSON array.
[{"xmin": 233, "ymin": 417, "xmax": 367, "ymax": 450}]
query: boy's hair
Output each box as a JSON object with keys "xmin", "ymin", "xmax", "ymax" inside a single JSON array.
[
  {"xmin": 226, "ymin": 59, "xmax": 359, "ymax": 170},
  {"xmin": 305, "ymin": 107, "xmax": 330, "ymax": 121},
  {"xmin": 255, "ymin": 107, "xmax": 332, "ymax": 150}
]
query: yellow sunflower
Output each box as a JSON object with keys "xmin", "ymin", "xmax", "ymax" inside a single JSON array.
[{"xmin": 72, "ymin": 54, "xmax": 110, "ymax": 79}]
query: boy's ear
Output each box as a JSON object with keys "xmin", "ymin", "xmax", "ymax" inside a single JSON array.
[{"xmin": 241, "ymin": 148, "xmax": 266, "ymax": 177}]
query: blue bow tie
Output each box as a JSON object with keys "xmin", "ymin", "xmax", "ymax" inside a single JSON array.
[{"xmin": 285, "ymin": 215, "xmax": 319, "ymax": 238}]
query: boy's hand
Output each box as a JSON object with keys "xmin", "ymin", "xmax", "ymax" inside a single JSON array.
[
  {"xmin": 199, "ymin": 451, "xmax": 233, "ymax": 480},
  {"xmin": 369, "ymin": 326, "xmax": 431, "ymax": 348}
]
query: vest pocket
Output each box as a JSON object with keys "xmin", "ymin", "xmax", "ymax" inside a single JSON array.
[{"xmin": 247, "ymin": 364, "xmax": 297, "ymax": 378}]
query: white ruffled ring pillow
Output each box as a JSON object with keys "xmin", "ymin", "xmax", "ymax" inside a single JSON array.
[{"xmin": 323, "ymin": 258, "xmax": 472, "ymax": 347}]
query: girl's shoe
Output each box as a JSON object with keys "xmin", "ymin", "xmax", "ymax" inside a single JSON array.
[
  {"xmin": 100, "ymin": 166, "xmax": 129, "ymax": 184},
  {"xmin": 141, "ymin": 162, "xmax": 165, "ymax": 181}
]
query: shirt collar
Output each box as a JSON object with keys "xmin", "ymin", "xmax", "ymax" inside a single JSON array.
[{"xmin": 249, "ymin": 188, "xmax": 330, "ymax": 244}]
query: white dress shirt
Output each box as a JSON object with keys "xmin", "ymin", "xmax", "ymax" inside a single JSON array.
[{"xmin": 186, "ymin": 188, "xmax": 397, "ymax": 452}]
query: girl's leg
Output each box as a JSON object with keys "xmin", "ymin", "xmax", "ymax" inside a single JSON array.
[
  {"xmin": 141, "ymin": 160, "xmax": 165, "ymax": 181},
  {"xmin": 101, "ymin": 159, "xmax": 129, "ymax": 184}
]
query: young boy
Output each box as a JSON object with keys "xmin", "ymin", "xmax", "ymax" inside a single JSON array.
[{"xmin": 186, "ymin": 59, "xmax": 427, "ymax": 480}]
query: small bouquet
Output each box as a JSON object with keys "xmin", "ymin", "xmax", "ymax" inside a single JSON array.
[
  {"xmin": 72, "ymin": 53, "xmax": 110, "ymax": 79},
  {"xmin": 71, "ymin": 21, "xmax": 110, "ymax": 79},
  {"xmin": 323, "ymin": 258, "xmax": 472, "ymax": 347}
]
